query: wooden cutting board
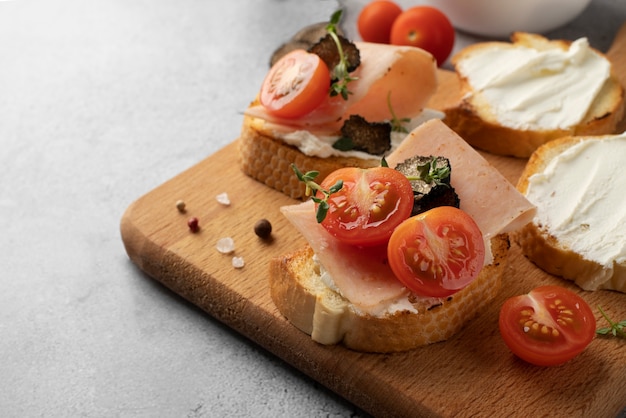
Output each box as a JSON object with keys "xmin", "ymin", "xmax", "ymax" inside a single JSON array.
[{"xmin": 120, "ymin": 26, "xmax": 626, "ymax": 418}]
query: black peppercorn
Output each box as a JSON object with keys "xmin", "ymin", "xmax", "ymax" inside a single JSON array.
[{"xmin": 254, "ymin": 219, "xmax": 272, "ymax": 239}]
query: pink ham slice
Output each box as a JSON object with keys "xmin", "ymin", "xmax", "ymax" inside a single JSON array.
[
  {"xmin": 280, "ymin": 119, "xmax": 536, "ymax": 312},
  {"xmin": 385, "ymin": 119, "xmax": 536, "ymax": 240},
  {"xmin": 245, "ymin": 42, "xmax": 438, "ymax": 130}
]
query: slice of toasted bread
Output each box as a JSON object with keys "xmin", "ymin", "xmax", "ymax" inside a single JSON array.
[
  {"xmin": 269, "ymin": 234, "xmax": 509, "ymax": 353},
  {"xmin": 238, "ymin": 113, "xmax": 379, "ymax": 200},
  {"xmin": 443, "ymin": 32, "xmax": 624, "ymax": 158},
  {"xmin": 515, "ymin": 134, "xmax": 626, "ymax": 293}
]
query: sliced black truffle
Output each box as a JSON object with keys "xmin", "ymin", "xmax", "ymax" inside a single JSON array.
[
  {"xmin": 336, "ymin": 115, "xmax": 391, "ymax": 155},
  {"xmin": 269, "ymin": 22, "xmax": 345, "ymax": 67},
  {"xmin": 395, "ymin": 155, "xmax": 460, "ymax": 216},
  {"xmin": 308, "ymin": 33, "xmax": 360, "ymax": 76}
]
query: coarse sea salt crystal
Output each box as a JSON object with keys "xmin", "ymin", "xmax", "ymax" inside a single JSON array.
[
  {"xmin": 216, "ymin": 192, "xmax": 231, "ymax": 206},
  {"xmin": 216, "ymin": 237, "xmax": 235, "ymax": 254},
  {"xmin": 232, "ymin": 256, "xmax": 245, "ymax": 269}
]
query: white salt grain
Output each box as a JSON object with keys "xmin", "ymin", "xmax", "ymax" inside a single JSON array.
[
  {"xmin": 232, "ymin": 256, "xmax": 245, "ymax": 269},
  {"xmin": 216, "ymin": 192, "xmax": 231, "ymax": 206},
  {"xmin": 216, "ymin": 237, "xmax": 235, "ymax": 254}
]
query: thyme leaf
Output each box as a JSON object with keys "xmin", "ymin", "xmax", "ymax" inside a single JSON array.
[
  {"xmin": 292, "ymin": 164, "xmax": 343, "ymax": 223},
  {"xmin": 387, "ymin": 91, "xmax": 411, "ymax": 133},
  {"xmin": 405, "ymin": 157, "xmax": 451, "ymax": 187},
  {"xmin": 596, "ymin": 305, "xmax": 626, "ymax": 339},
  {"xmin": 326, "ymin": 10, "xmax": 357, "ymax": 100}
]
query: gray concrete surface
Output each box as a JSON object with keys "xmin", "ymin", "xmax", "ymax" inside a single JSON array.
[{"xmin": 1, "ymin": 0, "xmax": 624, "ymax": 416}]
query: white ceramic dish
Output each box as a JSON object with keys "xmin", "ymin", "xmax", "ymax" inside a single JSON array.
[{"xmin": 422, "ymin": 0, "xmax": 592, "ymax": 38}]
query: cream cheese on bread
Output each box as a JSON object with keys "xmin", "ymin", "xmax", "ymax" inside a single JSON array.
[
  {"xmin": 524, "ymin": 133, "xmax": 626, "ymax": 290},
  {"xmin": 268, "ymin": 109, "xmax": 444, "ymax": 160},
  {"xmin": 457, "ymin": 37, "xmax": 610, "ymax": 131}
]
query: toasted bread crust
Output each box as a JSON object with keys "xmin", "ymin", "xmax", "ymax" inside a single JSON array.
[
  {"xmin": 269, "ymin": 234, "xmax": 510, "ymax": 353},
  {"xmin": 443, "ymin": 33, "xmax": 625, "ymax": 158},
  {"xmin": 238, "ymin": 114, "xmax": 378, "ymax": 200},
  {"xmin": 515, "ymin": 135, "xmax": 626, "ymax": 292}
]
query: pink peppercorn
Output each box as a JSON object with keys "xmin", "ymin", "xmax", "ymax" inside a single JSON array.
[{"xmin": 187, "ymin": 217, "xmax": 199, "ymax": 232}]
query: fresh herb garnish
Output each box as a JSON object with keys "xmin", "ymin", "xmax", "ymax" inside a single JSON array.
[
  {"xmin": 292, "ymin": 164, "xmax": 343, "ymax": 223},
  {"xmin": 326, "ymin": 10, "xmax": 358, "ymax": 100},
  {"xmin": 387, "ymin": 91, "xmax": 410, "ymax": 133},
  {"xmin": 331, "ymin": 136, "xmax": 355, "ymax": 151},
  {"xmin": 405, "ymin": 157, "xmax": 451, "ymax": 186},
  {"xmin": 596, "ymin": 305, "xmax": 626, "ymax": 339}
]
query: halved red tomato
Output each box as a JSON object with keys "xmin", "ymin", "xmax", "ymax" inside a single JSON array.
[
  {"xmin": 387, "ymin": 206, "xmax": 485, "ymax": 298},
  {"xmin": 499, "ymin": 286, "xmax": 596, "ymax": 367},
  {"xmin": 259, "ymin": 49, "xmax": 330, "ymax": 119},
  {"xmin": 316, "ymin": 166, "xmax": 413, "ymax": 247}
]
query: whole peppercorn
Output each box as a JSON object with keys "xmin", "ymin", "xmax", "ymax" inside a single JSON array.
[
  {"xmin": 187, "ymin": 217, "xmax": 199, "ymax": 233},
  {"xmin": 254, "ymin": 218, "xmax": 272, "ymax": 239}
]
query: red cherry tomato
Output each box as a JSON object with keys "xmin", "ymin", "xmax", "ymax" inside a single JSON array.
[
  {"xmin": 499, "ymin": 286, "xmax": 596, "ymax": 367},
  {"xmin": 316, "ymin": 166, "xmax": 413, "ymax": 247},
  {"xmin": 357, "ymin": 1, "xmax": 403, "ymax": 44},
  {"xmin": 387, "ymin": 206, "xmax": 485, "ymax": 297},
  {"xmin": 390, "ymin": 6, "xmax": 455, "ymax": 66},
  {"xmin": 259, "ymin": 49, "xmax": 330, "ymax": 119}
]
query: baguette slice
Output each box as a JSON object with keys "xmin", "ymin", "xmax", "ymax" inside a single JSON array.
[
  {"xmin": 516, "ymin": 133, "xmax": 626, "ymax": 293},
  {"xmin": 238, "ymin": 113, "xmax": 380, "ymax": 200},
  {"xmin": 269, "ymin": 234, "xmax": 509, "ymax": 353},
  {"xmin": 268, "ymin": 119, "xmax": 536, "ymax": 353},
  {"xmin": 239, "ymin": 42, "xmax": 439, "ymax": 199},
  {"xmin": 443, "ymin": 32, "xmax": 624, "ymax": 158}
]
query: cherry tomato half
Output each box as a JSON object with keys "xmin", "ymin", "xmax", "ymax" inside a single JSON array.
[
  {"xmin": 259, "ymin": 49, "xmax": 330, "ymax": 119},
  {"xmin": 357, "ymin": 0, "xmax": 403, "ymax": 44},
  {"xmin": 387, "ymin": 206, "xmax": 485, "ymax": 298},
  {"xmin": 390, "ymin": 6, "xmax": 455, "ymax": 67},
  {"xmin": 316, "ymin": 166, "xmax": 413, "ymax": 247},
  {"xmin": 499, "ymin": 286, "xmax": 596, "ymax": 367}
]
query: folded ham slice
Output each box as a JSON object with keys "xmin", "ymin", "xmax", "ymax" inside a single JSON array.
[
  {"xmin": 245, "ymin": 42, "xmax": 438, "ymax": 130},
  {"xmin": 280, "ymin": 119, "xmax": 536, "ymax": 314}
]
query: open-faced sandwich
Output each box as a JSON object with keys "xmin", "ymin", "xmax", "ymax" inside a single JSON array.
[
  {"xmin": 516, "ymin": 132, "xmax": 626, "ymax": 294},
  {"xmin": 443, "ymin": 32, "xmax": 624, "ymax": 158},
  {"xmin": 238, "ymin": 11, "xmax": 440, "ymax": 199},
  {"xmin": 270, "ymin": 119, "xmax": 536, "ymax": 353}
]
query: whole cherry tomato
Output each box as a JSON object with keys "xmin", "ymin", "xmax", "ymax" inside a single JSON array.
[
  {"xmin": 387, "ymin": 206, "xmax": 485, "ymax": 297},
  {"xmin": 357, "ymin": 1, "xmax": 403, "ymax": 44},
  {"xmin": 260, "ymin": 49, "xmax": 330, "ymax": 119},
  {"xmin": 499, "ymin": 286, "xmax": 596, "ymax": 366},
  {"xmin": 390, "ymin": 6, "xmax": 455, "ymax": 66}
]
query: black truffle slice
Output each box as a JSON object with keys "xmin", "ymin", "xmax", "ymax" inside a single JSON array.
[
  {"xmin": 336, "ymin": 115, "xmax": 391, "ymax": 155},
  {"xmin": 394, "ymin": 155, "xmax": 460, "ymax": 216},
  {"xmin": 308, "ymin": 33, "xmax": 360, "ymax": 76}
]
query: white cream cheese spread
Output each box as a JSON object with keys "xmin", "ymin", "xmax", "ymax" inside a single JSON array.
[
  {"xmin": 525, "ymin": 134, "xmax": 626, "ymax": 272},
  {"xmin": 275, "ymin": 109, "xmax": 444, "ymax": 160},
  {"xmin": 458, "ymin": 37, "xmax": 610, "ymax": 131}
]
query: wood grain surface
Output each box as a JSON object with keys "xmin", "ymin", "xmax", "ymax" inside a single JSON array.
[{"xmin": 120, "ymin": 26, "xmax": 626, "ymax": 417}]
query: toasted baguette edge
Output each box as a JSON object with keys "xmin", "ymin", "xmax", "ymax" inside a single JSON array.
[
  {"xmin": 443, "ymin": 32, "xmax": 625, "ymax": 158},
  {"xmin": 238, "ymin": 113, "xmax": 379, "ymax": 200},
  {"xmin": 515, "ymin": 135, "xmax": 626, "ymax": 293},
  {"xmin": 269, "ymin": 234, "xmax": 510, "ymax": 353}
]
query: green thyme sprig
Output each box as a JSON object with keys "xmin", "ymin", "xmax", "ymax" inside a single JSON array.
[
  {"xmin": 406, "ymin": 157, "xmax": 451, "ymax": 187},
  {"xmin": 292, "ymin": 164, "xmax": 343, "ymax": 223},
  {"xmin": 596, "ymin": 305, "xmax": 626, "ymax": 339},
  {"xmin": 326, "ymin": 10, "xmax": 358, "ymax": 100},
  {"xmin": 387, "ymin": 91, "xmax": 410, "ymax": 133}
]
